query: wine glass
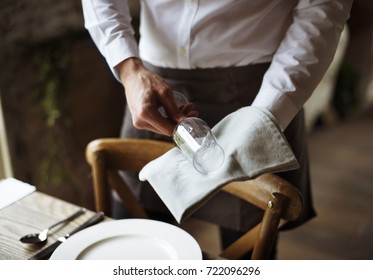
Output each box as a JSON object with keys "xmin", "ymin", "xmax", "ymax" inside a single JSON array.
[
  {"xmin": 158, "ymin": 91, "xmax": 189, "ymax": 118},
  {"xmin": 173, "ymin": 117, "xmax": 225, "ymax": 174}
]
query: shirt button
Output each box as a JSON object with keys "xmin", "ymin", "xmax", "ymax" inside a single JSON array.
[{"xmin": 179, "ymin": 47, "xmax": 186, "ymax": 55}]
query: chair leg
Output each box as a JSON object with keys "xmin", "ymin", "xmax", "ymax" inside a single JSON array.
[
  {"xmin": 219, "ymin": 224, "xmax": 261, "ymax": 259},
  {"xmin": 108, "ymin": 170, "xmax": 148, "ymax": 218},
  {"xmin": 91, "ymin": 150, "xmax": 112, "ymax": 215},
  {"xmin": 251, "ymin": 193, "xmax": 286, "ymax": 260}
]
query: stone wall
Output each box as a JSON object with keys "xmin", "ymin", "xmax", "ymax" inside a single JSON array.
[
  {"xmin": 1, "ymin": 0, "xmax": 83, "ymax": 48},
  {"xmin": 0, "ymin": 0, "xmax": 124, "ymax": 209}
]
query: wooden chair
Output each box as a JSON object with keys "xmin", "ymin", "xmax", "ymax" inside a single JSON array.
[{"xmin": 85, "ymin": 138, "xmax": 303, "ymax": 260}]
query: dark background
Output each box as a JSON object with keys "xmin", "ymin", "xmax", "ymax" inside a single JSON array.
[{"xmin": 1, "ymin": 0, "xmax": 372, "ymax": 212}]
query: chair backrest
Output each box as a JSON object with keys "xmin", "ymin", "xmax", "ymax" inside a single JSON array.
[{"xmin": 86, "ymin": 138, "xmax": 303, "ymax": 260}]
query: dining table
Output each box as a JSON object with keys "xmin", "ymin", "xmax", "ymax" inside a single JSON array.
[{"xmin": 0, "ymin": 190, "xmax": 109, "ymax": 260}]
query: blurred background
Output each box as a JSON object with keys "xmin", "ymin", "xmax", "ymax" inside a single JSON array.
[{"xmin": 1, "ymin": 1, "xmax": 372, "ymax": 259}]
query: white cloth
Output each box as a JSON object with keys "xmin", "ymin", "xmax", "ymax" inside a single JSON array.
[
  {"xmin": 0, "ymin": 178, "xmax": 36, "ymax": 210},
  {"xmin": 139, "ymin": 107, "xmax": 299, "ymax": 223},
  {"xmin": 81, "ymin": 0, "xmax": 352, "ymax": 130}
]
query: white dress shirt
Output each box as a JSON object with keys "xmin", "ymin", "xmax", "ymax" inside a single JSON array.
[{"xmin": 82, "ymin": 0, "xmax": 352, "ymax": 130}]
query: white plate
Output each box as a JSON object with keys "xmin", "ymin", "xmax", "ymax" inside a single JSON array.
[{"xmin": 50, "ymin": 219, "xmax": 202, "ymax": 260}]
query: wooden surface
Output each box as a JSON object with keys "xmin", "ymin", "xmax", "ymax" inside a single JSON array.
[
  {"xmin": 278, "ymin": 107, "xmax": 373, "ymax": 259},
  {"xmin": 0, "ymin": 192, "xmax": 100, "ymax": 260}
]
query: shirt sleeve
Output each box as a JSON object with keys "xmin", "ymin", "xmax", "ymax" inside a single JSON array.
[
  {"xmin": 81, "ymin": 0, "xmax": 139, "ymax": 80},
  {"xmin": 252, "ymin": 0, "xmax": 353, "ymax": 130}
]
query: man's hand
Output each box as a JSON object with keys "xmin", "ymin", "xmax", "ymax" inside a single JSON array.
[{"xmin": 116, "ymin": 58, "xmax": 198, "ymax": 136}]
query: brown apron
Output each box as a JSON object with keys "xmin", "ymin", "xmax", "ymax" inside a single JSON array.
[{"xmin": 117, "ymin": 61, "xmax": 316, "ymax": 232}]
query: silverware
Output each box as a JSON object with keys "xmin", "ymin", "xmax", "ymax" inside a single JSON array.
[
  {"xmin": 28, "ymin": 211, "xmax": 105, "ymax": 260},
  {"xmin": 20, "ymin": 207, "xmax": 86, "ymax": 244}
]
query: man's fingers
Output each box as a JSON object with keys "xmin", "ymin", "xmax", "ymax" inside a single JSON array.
[
  {"xmin": 160, "ymin": 93, "xmax": 183, "ymax": 122},
  {"xmin": 133, "ymin": 107, "xmax": 176, "ymax": 136}
]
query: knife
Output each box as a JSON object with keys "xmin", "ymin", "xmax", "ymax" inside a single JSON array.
[{"xmin": 29, "ymin": 211, "xmax": 105, "ymax": 260}]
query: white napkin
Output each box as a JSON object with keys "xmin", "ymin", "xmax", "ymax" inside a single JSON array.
[
  {"xmin": 0, "ymin": 177, "xmax": 36, "ymax": 209},
  {"xmin": 139, "ymin": 106, "xmax": 299, "ymax": 223}
]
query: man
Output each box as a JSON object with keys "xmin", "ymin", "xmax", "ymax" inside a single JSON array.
[{"xmin": 82, "ymin": 0, "xmax": 353, "ymax": 257}]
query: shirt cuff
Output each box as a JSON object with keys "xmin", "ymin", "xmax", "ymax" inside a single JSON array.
[
  {"xmin": 104, "ymin": 37, "xmax": 139, "ymax": 81},
  {"xmin": 252, "ymin": 86, "xmax": 300, "ymax": 131}
]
